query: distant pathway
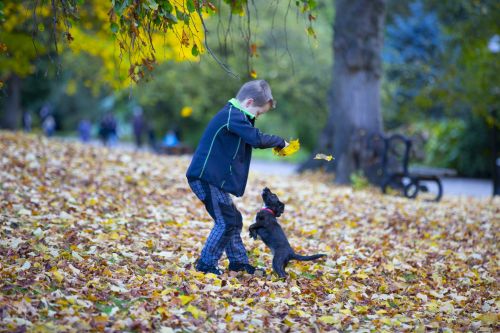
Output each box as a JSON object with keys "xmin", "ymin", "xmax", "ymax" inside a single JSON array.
[
  {"xmin": 60, "ymin": 137, "xmax": 495, "ymax": 199},
  {"xmin": 250, "ymin": 160, "xmax": 494, "ymax": 199}
]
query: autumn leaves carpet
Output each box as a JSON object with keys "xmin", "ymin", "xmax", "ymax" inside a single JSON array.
[{"xmin": 0, "ymin": 132, "xmax": 498, "ymax": 332}]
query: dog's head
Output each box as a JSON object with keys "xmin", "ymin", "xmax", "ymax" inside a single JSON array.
[{"xmin": 262, "ymin": 187, "xmax": 285, "ymax": 217}]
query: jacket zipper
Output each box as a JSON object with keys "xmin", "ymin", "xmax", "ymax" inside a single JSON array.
[{"xmin": 221, "ymin": 137, "xmax": 242, "ymax": 188}]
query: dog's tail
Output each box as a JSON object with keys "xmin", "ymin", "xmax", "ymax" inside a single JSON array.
[{"xmin": 291, "ymin": 253, "xmax": 326, "ymax": 261}]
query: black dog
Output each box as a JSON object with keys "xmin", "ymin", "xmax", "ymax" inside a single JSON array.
[{"xmin": 249, "ymin": 187, "xmax": 326, "ymax": 278}]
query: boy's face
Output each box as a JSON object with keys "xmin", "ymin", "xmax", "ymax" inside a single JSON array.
[{"xmin": 243, "ymin": 98, "xmax": 274, "ymax": 118}]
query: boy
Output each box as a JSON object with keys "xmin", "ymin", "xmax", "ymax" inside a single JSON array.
[{"xmin": 186, "ymin": 80, "xmax": 288, "ymax": 275}]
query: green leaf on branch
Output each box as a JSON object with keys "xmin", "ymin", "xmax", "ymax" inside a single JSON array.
[
  {"xmin": 187, "ymin": 0, "xmax": 196, "ymax": 13},
  {"xmin": 110, "ymin": 22, "xmax": 119, "ymax": 34},
  {"xmin": 114, "ymin": 0, "xmax": 129, "ymax": 17},
  {"xmin": 146, "ymin": 0, "xmax": 159, "ymax": 11},
  {"xmin": 191, "ymin": 44, "xmax": 199, "ymax": 56}
]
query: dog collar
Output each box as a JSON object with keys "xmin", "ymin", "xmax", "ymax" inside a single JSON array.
[{"xmin": 261, "ymin": 207, "xmax": 275, "ymax": 216}]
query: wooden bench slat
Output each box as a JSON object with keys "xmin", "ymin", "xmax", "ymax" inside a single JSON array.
[{"xmin": 409, "ymin": 166, "xmax": 457, "ymax": 177}]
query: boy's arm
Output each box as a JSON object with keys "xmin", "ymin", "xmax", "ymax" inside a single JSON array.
[{"xmin": 228, "ymin": 111, "xmax": 285, "ymax": 149}]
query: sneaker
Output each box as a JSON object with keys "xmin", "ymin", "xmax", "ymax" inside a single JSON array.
[
  {"xmin": 195, "ymin": 260, "xmax": 223, "ymax": 275},
  {"xmin": 228, "ymin": 262, "xmax": 264, "ymax": 275}
]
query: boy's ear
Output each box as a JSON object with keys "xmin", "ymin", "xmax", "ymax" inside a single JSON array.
[{"xmin": 243, "ymin": 98, "xmax": 254, "ymax": 108}]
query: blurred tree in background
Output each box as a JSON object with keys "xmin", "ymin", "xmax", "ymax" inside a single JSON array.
[{"xmin": 0, "ymin": 2, "xmax": 50, "ymax": 129}]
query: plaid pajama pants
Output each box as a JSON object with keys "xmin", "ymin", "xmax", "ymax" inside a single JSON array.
[{"xmin": 188, "ymin": 179, "xmax": 249, "ymax": 267}]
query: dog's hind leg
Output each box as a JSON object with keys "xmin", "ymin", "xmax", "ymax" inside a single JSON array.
[{"xmin": 272, "ymin": 255, "xmax": 287, "ymax": 278}]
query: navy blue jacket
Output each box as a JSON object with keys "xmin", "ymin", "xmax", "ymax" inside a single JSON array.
[{"xmin": 186, "ymin": 102, "xmax": 285, "ymax": 197}]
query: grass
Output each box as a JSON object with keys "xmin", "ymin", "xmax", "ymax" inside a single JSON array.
[{"xmin": 251, "ymin": 147, "xmax": 310, "ymax": 164}]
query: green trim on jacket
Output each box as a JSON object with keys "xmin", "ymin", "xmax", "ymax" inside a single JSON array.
[{"xmin": 228, "ymin": 98, "xmax": 255, "ymax": 119}]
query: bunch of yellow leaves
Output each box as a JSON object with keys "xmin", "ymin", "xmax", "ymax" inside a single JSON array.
[{"xmin": 273, "ymin": 139, "xmax": 300, "ymax": 157}]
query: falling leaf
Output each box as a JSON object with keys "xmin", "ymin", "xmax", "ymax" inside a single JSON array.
[
  {"xmin": 249, "ymin": 69, "xmax": 257, "ymax": 78},
  {"xmin": 314, "ymin": 153, "xmax": 334, "ymax": 161}
]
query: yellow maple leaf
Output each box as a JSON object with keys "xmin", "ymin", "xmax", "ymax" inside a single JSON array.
[
  {"xmin": 204, "ymin": 273, "xmax": 217, "ymax": 279},
  {"xmin": 355, "ymin": 272, "xmax": 369, "ymax": 279},
  {"xmin": 339, "ymin": 308, "xmax": 351, "ymax": 315},
  {"xmin": 354, "ymin": 305, "xmax": 369, "ymax": 314},
  {"xmin": 426, "ymin": 301, "xmax": 439, "ymax": 312},
  {"xmin": 186, "ymin": 304, "xmax": 205, "ymax": 319},
  {"xmin": 109, "ymin": 232, "xmax": 120, "ymax": 240},
  {"xmin": 87, "ymin": 197, "xmax": 98, "ymax": 206},
  {"xmin": 479, "ymin": 313, "xmax": 498, "ymax": 324},
  {"xmin": 52, "ymin": 270, "xmax": 64, "ymax": 283},
  {"xmin": 157, "ymin": 306, "xmax": 168, "ymax": 315},
  {"xmin": 179, "ymin": 295, "xmax": 195, "ymax": 305},
  {"xmin": 283, "ymin": 317, "xmax": 294, "ymax": 326},
  {"xmin": 319, "ymin": 315, "xmax": 339, "ymax": 324},
  {"xmin": 273, "ymin": 139, "xmax": 300, "ymax": 157},
  {"xmin": 380, "ymin": 317, "xmax": 392, "ymax": 325},
  {"xmin": 161, "ymin": 287, "xmax": 175, "ymax": 296}
]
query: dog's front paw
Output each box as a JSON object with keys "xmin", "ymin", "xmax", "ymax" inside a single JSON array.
[{"xmin": 249, "ymin": 230, "xmax": 258, "ymax": 240}]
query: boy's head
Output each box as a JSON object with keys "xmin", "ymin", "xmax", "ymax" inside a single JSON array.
[{"xmin": 236, "ymin": 80, "xmax": 276, "ymax": 118}]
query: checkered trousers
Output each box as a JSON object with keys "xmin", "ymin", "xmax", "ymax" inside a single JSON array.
[{"xmin": 188, "ymin": 179, "xmax": 249, "ymax": 267}]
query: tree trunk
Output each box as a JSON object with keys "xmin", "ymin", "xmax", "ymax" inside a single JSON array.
[
  {"xmin": 1, "ymin": 74, "xmax": 22, "ymax": 130},
  {"xmin": 300, "ymin": 0, "xmax": 386, "ymax": 184}
]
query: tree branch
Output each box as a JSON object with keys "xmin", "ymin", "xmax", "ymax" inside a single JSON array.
[{"xmin": 196, "ymin": 7, "xmax": 238, "ymax": 78}]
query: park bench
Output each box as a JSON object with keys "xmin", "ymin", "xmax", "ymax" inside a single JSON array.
[{"xmin": 374, "ymin": 133, "xmax": 456, "ymax": 201}]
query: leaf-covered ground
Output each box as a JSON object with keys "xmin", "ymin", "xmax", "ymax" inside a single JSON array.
[{"xmin": 1, "ymin": 132, "xmax": 498, "ymax": 332}]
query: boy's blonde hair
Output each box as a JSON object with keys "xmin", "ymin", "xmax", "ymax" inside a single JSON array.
[{"xmin": 236, "ymin": 80, "xmax": 274, "ymax": 107}]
